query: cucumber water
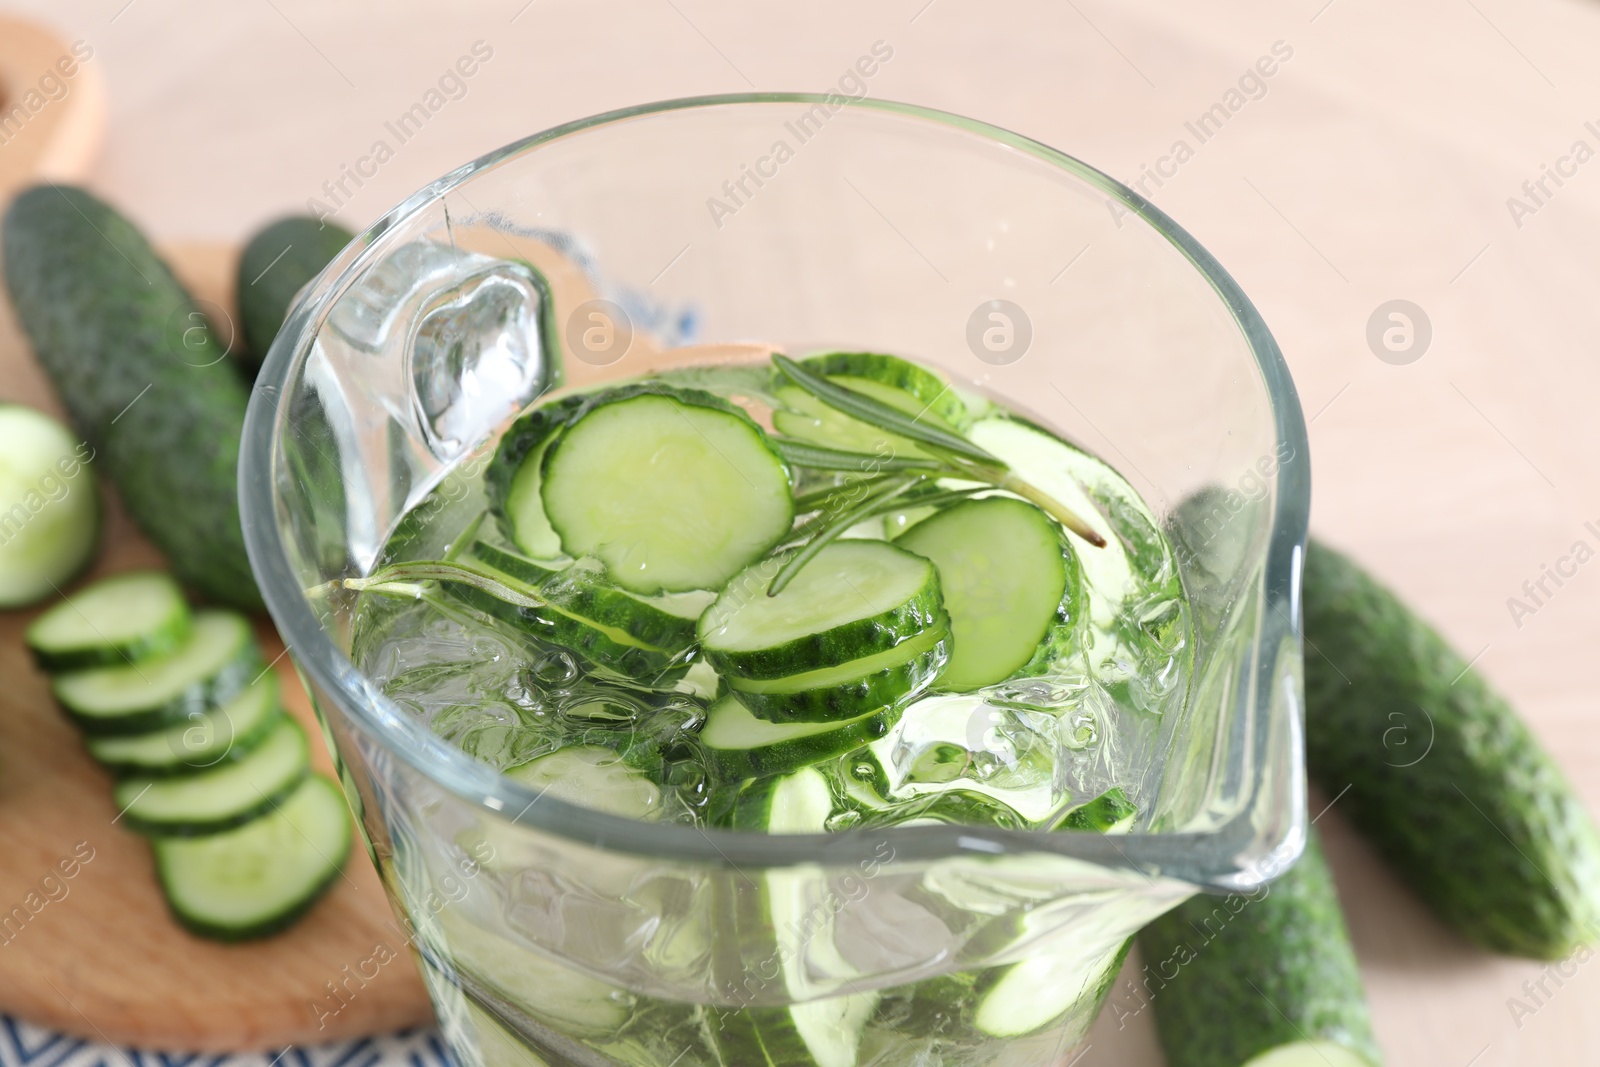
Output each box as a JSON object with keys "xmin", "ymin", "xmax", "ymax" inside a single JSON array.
[{"xmin": 349, "ymin": 349, "xmax": 1193, "ymax": 1067}]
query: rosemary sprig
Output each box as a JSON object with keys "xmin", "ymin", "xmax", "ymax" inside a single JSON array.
[
  {"xmin": 773, "ymin": 355, "xmax": 999, "ymax": 465},
  {"xmin": 771, "ymin": 438, "xmax": 943, "ymax": 473},
  {"xmin": 333, "ymin": 558, "xmax": 547, "ymax": 609},
  {"xmin": 768, "ymin": 475, "xmax": 921, "ymax": 595},
  {"xmin": 770, "ymin": 354, "xmax": 1106, "ymax": 549}
]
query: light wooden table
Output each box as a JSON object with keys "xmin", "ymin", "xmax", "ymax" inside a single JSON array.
[{"xmin": 4, "ymin": 0, "xmax": 1600, "ymax": 1062}]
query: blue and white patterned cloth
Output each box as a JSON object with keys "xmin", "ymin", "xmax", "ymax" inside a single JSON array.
[{"xmin": 0, "ymin": 1017, "xmax": 451, "ymax": 1067}]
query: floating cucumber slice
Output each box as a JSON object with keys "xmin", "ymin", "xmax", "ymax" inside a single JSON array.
[
  {"xmin": 0, "ymin": 404, "xmax": 99, "ymax": 608},
  {"xmin": 153, "ymin": 774, "xmax": 350, "ymax": 940},
  {"xmin": 1053, "ymin": 787, "xmax": 1138, "ymax": 833},
  {"xmin": 540, "ymin": 385, "xmax": 794, "ymax": 594},
  {"xmin": 86, "ymin": 673, "xmax": 282, "ymax": 776},
  {"xmin": 53, "ymin": 611, "xmax": 260, "ymax": 735},
  {"xmin": 26, "ymin": 570, "xmax": 190, "ymax": 672},
  {"xmin": 469, "ymin": 541, "xmax": 699, "ymax": 653},
  {"xmin": 437, "ymin": 909, "xmax": 632, "ymax": 1036},
  {"xmin": 727, "ymin": 622, "xmax": 950, "ymax": 723},
  {"xmin": 506, "ymin": 745, "xmax": 663, "ymax": 818},
  {"xmin": 896, "ymin": 496, "xmax": 1080, "ymax": 691},
  {"xmin": 485, "ymin": 393, "xmax": 589, "ymax": 560},
  {"xmin": 970, "ymin": 934, "xmax": 1132, "ymax": 1039},
  {"xmin": 699, "ymin": 540, "xmax": 943, "ymax": 681},
  {"xmin": 701, "ymin": 695, "xmax": 894, "ymax": 781},
  {"xmin": 113, "ymin": 716, "xmax": 310, "ymax": 836},
  {"xmin": 772, "ymin": 352, "xmax": 966, "ymax": 460}
]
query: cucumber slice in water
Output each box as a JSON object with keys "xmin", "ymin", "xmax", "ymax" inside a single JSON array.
[
  {"xmin": 0, "ymin": 404, "xmax": 99, "ymax": 609},
  {"xmin": 539, "ymin": 385, "xmax": 794, "ymax": 594},
  {"xmin": 1053, "ymin": 787, "xmax": 1138, "ymax": 833},
  {"xmin": 771, "ymin": 353, "xmax": 966, "ymax": 461},
  {"xmin": 799, "ymin": 353, "xmax": 969, "ymax": 429},
  {"xmin": 26, "ymin": 570, "xmax": 190, "ymax": 672},
  {"xmin": 896, "ymin": 496, "xmax": 1080, "ymax": 691},
  {"xmin": 114, "ymin": 716, "xmax": 310, "ymax": 835},
  {"xmin": 485, "ymin": 393, "xmax": 589, "ymax": 561},
  {"xmin": 87, "ymin": 673, "xmax": 283, "ymax": 776},
  {"xmin": 699, "ymin": 540, "xmax": 943, "ymax": 681},
  {"xmin": 727, "ymin": 622, "xmax": 950, "ymax": 723},
  {"xmin": 701, "ymin": 695, "xmax": 894, "ymax": 781},
  {"xmin": 53, "ymin": 611, "xmax": 260, "ymax": 735},
  {"xmin": 153, "ymin": 774, "xmax": 350, "ymax": 940},
  {"xmin": 970, "ymin": 935, "xmax": 1132, "ymax": 1039},
  {"xmin": 508, "ymin": 745, "xmax": 663, "ymax": 819}
]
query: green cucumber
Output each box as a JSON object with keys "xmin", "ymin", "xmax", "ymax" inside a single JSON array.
[
  {"xmin": 969, "ymin": 936, "xmax": 1133, "ymax": 1039},
  {"xmin": 727, "ymin": 622, "xmax": 950, "ymax": 723},
  {"xmin": 442, "ymin": 556, "xmax": 688, "ymax": 678},
  {"xmin": 52, "ymin": 611, "xmax": 260, "ymax": 735},
  {"xmin": 701, "ymin": 695, "xmax": 894, "ymax": 781},
  {"xmin": 484, "ymin": 393, "xmax": 590, "ymax": 560},
  {"xmin": 507, "ymin": 745, "xmax": 663, "ymax": 819},
  {"xmin": 1138, "ymin": 827, "xmax": 1381, "ymax": 1067},
  {"xmin": 539, "ymin": 384, "xmax": 794, "ymax": 593},
  {"xmin": 3, "ymin": 186, "xmax": 260, "ymax": 608},
  {"xmin": 468, "ymin": 541, "xmax": 698, "ymax": 653},
  {"xmin": 86, "ymin": 674, "xmax": 283, "ymax": 776},
  {"xmin": 235, "ymin": 216, "xmax": 354, "ymax": 376},
  {"xmin": 1304, "ymin": 539, "xmax": 1600, "ymax": 959},
  {"xmin": 0, "ymin": 404, "xmax": 99, "ymax": 608},
  {"xmin": 699, "ymin": 540, "xmax": 944, "ymax": 680},
  {"xmin": 113, "ymin": 715, "xmax": 310, "ymax": 835},
  {"xmin": 153, "ymin": 773, "xmax": 350, "ymax": 940},
  {"xmin": 896, "ymin": 496, "xmax": 1081, "ymax": 691},
  {"xmin": 771, "ymin": 352, "xmax": 966, "ymax": 460},
  {"xmin": 26, "ymin": 570, "xmax": 190, "ymax": 672},
  {"xmin": 1053, "ymin": 787, "xmax": 1138, "ymax": 833}
]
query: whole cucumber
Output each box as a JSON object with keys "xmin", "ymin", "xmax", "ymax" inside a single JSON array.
[
  {"xmin": 1303, "ymin": 539, "xmax": 1600, "ymax": 959},
  {"xmin": 2, "ymin": 185, "xmax": 260, "ymax": 608},
  {"xmin": 1139, "ymin": 827, "xmax": 1381, "ymax": 1067},
  {"xmin": 234, "ymin": 215, "xmax": 352, "ymax": 377}
]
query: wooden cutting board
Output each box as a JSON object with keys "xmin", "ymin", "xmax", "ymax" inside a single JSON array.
[{"xmin": 0, "ymin": 240, "xmax": 435, "ymax": 1052}]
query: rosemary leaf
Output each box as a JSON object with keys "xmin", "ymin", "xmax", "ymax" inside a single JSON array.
[
  {"xmin": 772, "ymin": 438, "xmax": 943, "ymax": 473},
  {"xmin": 768, "ymin": 476, "xmax": 920, "ymax": 595},
  {"xmin": 773, "ymin": 354, "xmax": 1002, "ymax": 465},
  {"xmin": 343, "ymin": 558, "xmax": 548, "ymax": 610}
]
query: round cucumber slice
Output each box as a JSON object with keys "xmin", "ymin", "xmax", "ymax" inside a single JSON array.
[
  {"xmin": 771, "ymin": 352, "xmax": 967, "ymax": 461},
  {"xmin": 727, "ymin": 622, "xmax": 950, "ymax": 723},
  {"xmin": 26, "ymin": 569, "xmax": 190, "ymax": 672},
  {"xmin": 540, "ymin": 385, "xmax": 794, "ymax": 594},
  {"xmin": 506, "ymin": 745, "xmax": 662, "ymax": 819},
  {"xmin": 799, "ymin": 352, "xmax": 970, "ymax": 429},
  {"xmin": 153, "ymin": 774, "xmax": 350, "ymax": 940},
  {"xmin": 0, "ymin": 404, "xmax": 99, "ymax": 608},
  {"xmin": 971, "ymin": 935, "xmax": 1131, "ymax": 1038},
  {"xmin": 701, "ymin": 695, "xmax": 895, "ymax": 781},
  {"xmin": 114, "ymin": 715, "xmax": 310, "ymax": 835},
  {"xmin": 896, "ymin": 497, "xmax": 1080, "ymax": 691},
  {"xmin": 86, "ymin": 673, "xmax": 283, "ymax": 776},
  {"xmin": 485, "ymin": 392, "xmax": 589, "ymax": 561},
  {"xmin": 699, "ymin": 540, "xmax": 943, "ymax": 681},
  {"xmin": 53, "ymin": 611, "xmax": 260, "ymax": 735}
]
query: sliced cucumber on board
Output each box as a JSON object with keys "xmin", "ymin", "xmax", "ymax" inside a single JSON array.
[
  {"xmin": 87, "ymin": 674, "xmax": 282, "ymax": 776},
  {"xmin": 0, "ymin": 404, "xmax": 99, "ymax": 609},
  {"xmin": 727, "ymin": 622, "xmax": 950, "ymax": 723},
  {"xmin": 896, "ymin": 496, "xmax": 1080, "ymax": 691},
  {"xmin": 113, "ymin": 716, "xmax": 310, "ymax": 836},
  {"xmin": 699, "ymin": 540, "xmax": 944, "ymax": 680},
  {"xmin": 3, "ymin": 186, "xmax": 260, "ymax": 607},
  {"xmin": 538, "ymin": 385, "xmax": 794, "ymax": 594},
  {"xmin": 1304, "ymin": 540, "xmax": 1600, "ymax": 959},
  {"xmin": 26, "ymin": 570, "xmax": 190, "ymax": 672},
  {"xmin": 153, "ymin": 774, "xmax": 350, "ymax": 940},
  {"xmin": 1139, "ymin": 827, "xmax": 1381, "ymax": 1067},
  {"xmin": 52, "ymin": 611, "xmax": 259, "ymax": 735},
  {"xmin": 701, "ymin": 695, "xmax": 894, "ymax": 781}
]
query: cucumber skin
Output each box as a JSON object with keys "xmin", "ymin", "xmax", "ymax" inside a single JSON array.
[
  {"xmin": 121, "ymin": 766, "xmax": 310, "ymax": 838},
  {"xmin": 27, "ymin": 589, "xmax": 192, "ymax": 673},
  {"xmin": 700, "ymin": 544, "xmax": 946, "ymax": 681},
  {"xmin": 1138, "ymin": 828, "xmax": 1380, "ymax": 1067},
  {"xmin": 447, "ymin": 583, "xmax": 687, "ymax": 681},
  {"xmin": 701, "ymin": 703, "xmax": 897, "ymax": 782},
  {"xmin": 235, "ymin": 216, "xmax": 353, "ymax": 376},
  {"xmin": 1304, "ymin": 540, "xmax": 1600, "ymax": 959},
  {"xmin": 484, "ymin": 392, "xmax": 590, "ymax": 551},
  {"xmin": 88, "ymin": 705, "xmax": 284, "ymax": 779},
  {"xmin": 55, "ymin": 645, "xmax": 264, "ymax": 737},
  {"xmin": 2, "ymin": 186, "xmax": 261, "ymax": 608},
  {"xmin": 729, "ymin": 625, "xmax": 951, "ymax": 723}
]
